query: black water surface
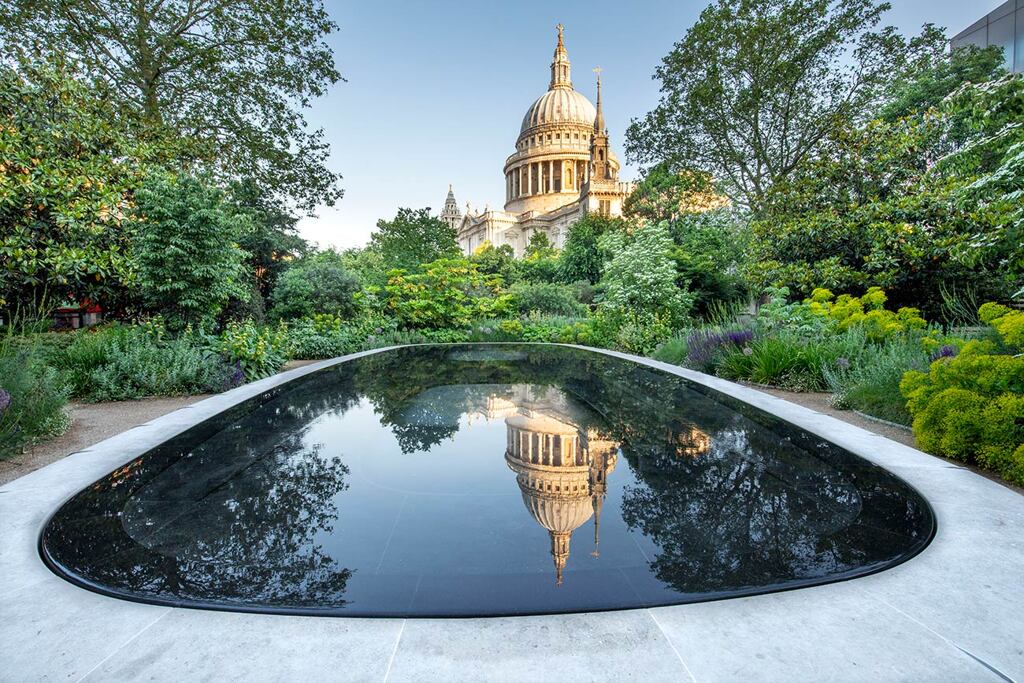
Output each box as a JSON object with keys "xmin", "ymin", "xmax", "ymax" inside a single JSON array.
[{"xmin": 40, "ymin": 345, "xmax": 934, "ymax": 616}]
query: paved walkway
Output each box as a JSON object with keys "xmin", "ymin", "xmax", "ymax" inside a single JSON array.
[{"xmin": 2, "ymin": 348, "xmax": 1022, "ymax": 681}]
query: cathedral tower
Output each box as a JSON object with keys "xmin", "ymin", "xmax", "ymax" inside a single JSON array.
[
  {"xmin": 440, "ymin": 184, "xmax": 462, "ymax": 231},
  {"xmin": 589, "ymin": 72, "xmax": 617, "ymax": 183}
]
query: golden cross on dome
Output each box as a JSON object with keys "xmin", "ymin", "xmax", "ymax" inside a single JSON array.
[{"xmin": 593, "ymin": 65, "xmax": 603, "ymax": 78}]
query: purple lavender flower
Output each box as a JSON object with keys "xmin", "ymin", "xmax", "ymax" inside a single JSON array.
[
  {"xmin": 687, "ymin": 328, "xmax": 755, "ymax": 369},
  {"xmin": 726, "ymin": 329, "xmax": 755, "ymax": 346},
  {"xmin": 930, "ymin": 345, "xmax": 958, "ymax": 362},
  {"xmin": 835, "ymin": 357, "xmax": 851, "ymax": 371},
  {"xmin": 0, "ymin": 388, "xmax": 11, "ymax": 418}
]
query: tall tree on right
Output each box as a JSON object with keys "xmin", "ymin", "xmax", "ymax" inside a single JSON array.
[{"xmin": 626, "ymin": 0, "xmax": 897, "ymax": 213}]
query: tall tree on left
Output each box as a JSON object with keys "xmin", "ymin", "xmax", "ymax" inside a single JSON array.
[
  {"xmin": 0, "ymin": 58, "xmax": 147, "ymax": 314},
  {"xmin": 1, "ymin": 0, "xmax": 343, "ymax": 213}
]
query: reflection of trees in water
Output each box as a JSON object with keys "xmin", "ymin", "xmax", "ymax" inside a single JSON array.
[
  {"xmin": 559, "ymin": 357, "xmax": 927, "ymax": 593},
  {"xmin": 46, "ymin": 369, "xmax": 361, "ymax": 607},
  {"xmin": 44, "ymin": 344, "xmax": 932, "ymax": 608}
]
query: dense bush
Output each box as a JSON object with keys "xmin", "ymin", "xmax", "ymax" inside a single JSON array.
[
  {"xmin": 269, "ymin": 251, "xmax": 363, "ymax": 320},
  {"xmin": 384, "ymin": 258, "xmax": 512, "ymax": 329},
  {"xmin": 824, "ymin": 336, "xmax": 930, "ymax": 425},
  {"xmin": 509, "ymin": 282, "xmax": 584, "ymax": 317},
  {"xmin": 900, "ymin": 306, "xmax": 1024, "ymax": 485},
  {"xmin": 807, "ymin": 288, "xmax": 926, "ymax": 341},
  {"xmin": 218, "ymin": 320, "xmax": 289, "ymax": 380},
  {"xmin": 135, "ymin": 173, "xmax": 251, "ymax": 330},
  {"xmin": 50, "ymin": 323, "xmax": 233, "ymax": 401},
  {"xmin": 0, "ymin": 349, "xmax": 70, "ymax": 458}
]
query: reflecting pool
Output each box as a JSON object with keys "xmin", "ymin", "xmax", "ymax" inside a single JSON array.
[{"xmin": 41, "ymin": 344, "xmax": 934, "ymax": 616}]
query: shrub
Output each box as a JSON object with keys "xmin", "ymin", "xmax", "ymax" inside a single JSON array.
[
  {"xmin": 685, "ymin": 328, "xmax": 755, "ymax": 373},
  {"xmin": 807, "ymin": 287, "xmax": 927, "ymax": 341},
  {"xmin": 901, "ymin": 306, "xmax": 1024, "ymax": 485},
  {"xmin": 135, "ymin": 173, "xmax": 250, "ymax": 330},
  {"xmin": 86, "ymin": 336, "xmax": 231, "ymax": 401},
  {"xmin": 600, "ymin": 221, "xmax": 694, "ymax": 326},
  {"xmin": 269, "ymin": 251, "xmax": 363, "ymax": 320},
  {"xmin": 824, "ymin": 336, "xmax": 929, "ymax": 424},
  {"xmin": 652, "ymin": 333, "xmax": 690, "ymax": 365},
  {"xmin": 218, "ymin": 320, "xmax": 289, "ymax": 380},
  {"xmin": 288, "ymin": 314, "xmax": 361, "ymax": 360},
  {"xmin": 0, "ymin": 350, "xmax": 70, "ymax": 458},
  {"xmin": 384, "ymin": 258, "xmax": 512, "ymax": 329},
  {"xmin": 509, "ymin": 282, "xmax": 584, "ymax": 317}
]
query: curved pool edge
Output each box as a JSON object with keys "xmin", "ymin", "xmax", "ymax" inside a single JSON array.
[
  {"xmin": 3, "ymin": 343, "xmax": 1023, "ymax": 680},
  {"xmin": 36, "ymin": 342, "xmax": 938, "ymax": 619}
]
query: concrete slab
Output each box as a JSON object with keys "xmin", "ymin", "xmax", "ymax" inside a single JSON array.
[{"xmin": 1, "ymin": 344, "xmax": 1022, "ymax": 681}]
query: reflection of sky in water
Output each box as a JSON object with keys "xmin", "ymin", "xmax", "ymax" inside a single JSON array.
[{"xmin": 42, "ymin": 345, "xmax": 934, "ymax": 616}]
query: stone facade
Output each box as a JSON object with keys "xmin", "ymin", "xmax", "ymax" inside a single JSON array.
[{"xmin": 446, "ymin": 24, "xmax": 634, "ymax": 257}]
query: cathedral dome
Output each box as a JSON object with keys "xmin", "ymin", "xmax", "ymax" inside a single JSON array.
[{"xmin": 519, "ymin": 88, "xmax": 597, "ymax": 136}]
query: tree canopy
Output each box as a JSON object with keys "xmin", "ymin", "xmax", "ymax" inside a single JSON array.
[
  {"xmin": 626, "ymin": 0, "xmax": 898, "ymax": 212},
  {"xmin": 370, "ymin": 208, "xmax": 459, "ymax": 272},
  {"xmin": 2, "ymin": 0, "xmax": 342, "ymax": 212}
]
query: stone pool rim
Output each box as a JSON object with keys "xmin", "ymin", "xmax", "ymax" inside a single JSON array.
[{"xmin": 36, "ymin": 343, "xmax": 937, "ymax": 619}]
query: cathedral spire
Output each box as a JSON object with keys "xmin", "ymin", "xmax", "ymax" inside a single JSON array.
[
  {"xmin": 549, "ymin": 23, "xmax": 572, "ymax": 90},
  {"xmin": 593, "ymin": 67, "xmax": 606, "ymax": 134}
]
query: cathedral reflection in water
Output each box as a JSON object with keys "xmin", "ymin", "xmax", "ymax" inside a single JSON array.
[{"xmin": 465, "ymin": 385, "xmax": 709, "ymax": 585}]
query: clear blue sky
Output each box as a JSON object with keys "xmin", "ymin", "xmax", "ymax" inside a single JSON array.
[{"xmin": 298, "ymin": 0, "xmax": 1003, "ymax": 250}]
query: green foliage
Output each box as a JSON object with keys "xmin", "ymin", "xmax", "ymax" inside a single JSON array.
[
  {"xmin": 524, "ymin": 231, "xmax": 556, "ymax": 259},
  {"xmin": 600, "ymin": 221, "xmax": 694, "ymax": 326},
  {"xmin": 509, "ymin": 282, "xmax": 584, "ymax": 317},
  {"xmin": 807, "ymin": 287, "xmax": 927, "ymax": 342},
  {"xmin": 0, "ymin": 57, "xmax": 148, "ymax": 312},
  {"xmin": 944, "ymin": 76, "xmax": 1024, "ymax": 295},
  {"xmin": 268, "ymin": 251, "xmax": 362, "ymax": 320},
  {"xmin": 218, "ymin": 320, "xmax": 289, "ymax": 380},
  {"xmin": 2, "ymin": 0, "xmax": 343, "ymax": 211},
  {"xmin": 229, "ymin": 179, "xmax": 309, "ymax": 300},
  {"xmin": 747, "ymin": 69, "xmax": 1022, "ymax": 316},
  {"xmin": 669, "ymin": 208, "xmax": 750, "ymax": 315},
  {"xmin": 624, "ymin": 164, "xmax": 725, "ymax": 221},
  {"xmin": 47, "ymin": 322, "xmax": 231, "ymax": 401},
  {"xmin": 135, "ymin": 174, "xmax": 250, "ymax": 330},
  {"xmin": 370, "ymin": 208, "xmax": 459, "ymax": 272},
  {"xmin": 85, "ymin": 336, "xmax": 230, "ymax": 401},
  {"xmin": 626, "ymin": 0, "xmax": 896, "ymax": 209},
  {"xmin": 470, "ymin": 242, "xmax": 516, "ymax": 283},
  {"xmin": 823, "ymin": 335, "xmax": 929, "ymax": 424},
  {"xmin": 878, "ymin": 26, "xmax": 1006, "ymax": 123},
  {"xmin": 558, "ymin": 214, "xmax": 625, "ymax": 284},
  {"xmin": 651, "ymin": 334, "xmax": 690, "ymax": 365},
  {"xmin": 900, "ymin": 306, "xmax": 1024, "ymax": 484},
  {"xmin": 288, "ymin": 314, "xmax": 361, "ymax": 359},
  {"xmin": 0, "ymin": 348, "xmax": 70, "ymax": 458},
  {"xmin": 384, "ymin": 258, "xmax": 512, "ymax": 329}
]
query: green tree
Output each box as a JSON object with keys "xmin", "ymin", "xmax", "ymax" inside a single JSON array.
[
  {"xmin": 470, "ymin": 242, "xmax": 516, "ymax": 283},
  {"xmin": 747, "ymin": 79, "xmax": 1018, "ymax": 316},
  {"xmin": 878, "ymin": 25, "xmax": 1005, "ymax": 123},
  {"xmin": 370, "ymin": 208, "xmax": 459, "ymax": 272},
  {"xmin": 134, "ymin": 174, "xmax": 250, "ymax": 329},
  {"xmin": 524, "ymin": 231, "xmax": 556, "ymax": 259},
  {"xmin": 0, "ymin": 57, "xmax": 149, "ymax": 313},
  {"xmin": 626, "ymin": 0, "xmax": 897, "ymax": 211},
  {"xmin": 600, "ymin": 221, "xmax": 693, "ymax": 324},
  {"xmin": 559, "ymin": 214, "xmax": 626, "ymax": 284},
  {"xmin": 670, "ymin": 208, "xmax": 750, "ymax": 315},
  {"xmin": 943, "ymin": 75, "xmax": 1024, "ymax": 297},
  {"xmin": 2, "ymin": 0, "xmax": 342, "ymax": 211},
  {"xmin": 623, "ymin": 164, "xmax": 725, "ymax": 223},
  {"xmin": 269, "ymin": 251, "xmax": 362, "ymax": 320},
  {"xmin": 384, "ymin": 258, "xmax": 511, "ymax": 329}
]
